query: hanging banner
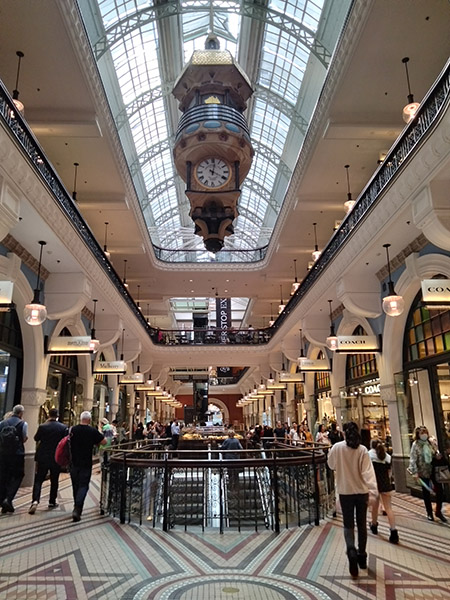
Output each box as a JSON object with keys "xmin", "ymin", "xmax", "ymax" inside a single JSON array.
[
  {"xmin": 93, "ymin": 360, "xmax": 127, "ymax": 374},
  {"xmin": 279, "ymin": 373, "xmax": 306, "ymax": 382},
  {"xmin": 421, "ymin": 279, "xmax": 450, "ymax": 308},
  {"xmin": 0, "ymin": 281, "xmax": 14, "ymax": 310},
  {"xmin": 45, "ymin": 335, "xmax": 93, "ymax": 355},
  {"xmin": 333, "ymin": 335, "xmax": 381, "ymax": 353},
  {"xmin": 298, "ymin": 359, "xmax": 331, "ymax": 372},
  {"xmin": 216, "ymin": 297, "xmax": 231, "ymax": 344}
]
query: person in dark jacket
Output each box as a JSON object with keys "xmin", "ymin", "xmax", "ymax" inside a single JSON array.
[
  {"xmin": 0, "ymin": 404, "xmax": 28, "ymax": 514},
  {"xmin": 29, "ymin": 408, "xmax": 68, "ymax": 514}
]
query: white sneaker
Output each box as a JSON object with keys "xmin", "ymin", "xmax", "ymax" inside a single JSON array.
[{"xmin": 28, "ymin": 501, "xmax": 38, "ymax": 515}]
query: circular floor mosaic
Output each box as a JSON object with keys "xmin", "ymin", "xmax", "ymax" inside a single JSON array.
[{"xmin": 127, "ymin": 573, "xmax": 342, "ymax": 600}]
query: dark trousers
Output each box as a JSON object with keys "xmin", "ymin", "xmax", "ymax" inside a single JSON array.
[
  {"xmin": 32, "ymin": 460, "xmax": 61, "ymax": 504},
  {"xmin": 70, "ymin": 464, "xmax": 92, "ymax": 511},
  {"xmin": 421, "ymin": 477, "xmax": 443, "ymax": 515},
  {"xmin": 339, "ymin": 493, "xmax": 369, "ymax": 556},
  {"xmin": 0, "ymin": 454, "xmax": 25, "ymax": 505},
  {"xmin": 171, "ymin": 434, "xmax": 179, "ymax": 450}
]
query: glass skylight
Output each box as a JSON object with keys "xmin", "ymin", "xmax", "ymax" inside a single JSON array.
[{"xmin": 81, "ymin": 0, "xmax": 347, "ymax": 261}]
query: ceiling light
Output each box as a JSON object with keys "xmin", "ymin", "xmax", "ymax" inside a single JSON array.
[
  {"xmin": 89, "ymin": 299, "xmax": 100, "ymax": 353},
  {"xmin": 278, "ymin": 285, "xmax": 285, "ymax": 314},
  {"xmin": 297, "ymin": 328, "xmax": 307, "ymax": 366},
  {"xmin": 326, "ymin": 299, "xmax": 338, "ymax": 351},
  {"xmin": 103, "ymin": 222, "xmax": 110, "ymax": 258},
  {"xmin": 24, "ymin": 241, "xmax": 47, "ymax": 326},
  {"xmin": 312, "ymin": 222, "xmax": 321, "ymax": 261},
  {"xmin": 291, "ymin": 259, "xmax": 300, "ymax": 295},
  {"xmin": 343, "ymin": 164, "xmax": 355, "ymax": 213},
  {"xmin": 137, "ymin": 284, "xmax": 141, "ymax": 310},
  {"xmin": 12, "ymin": 51, "xmax": 25, "ymax": 115},
  {"xmin": 402, "ymin": 57, "xmax": 420, "ymax": 123},
  {"xmin": 267, "ymin": 373, "xmax": 275, "ymax": 385},
  {"xmin": 382, "ymin": 244, "xmax": 404, "ymax": 317},
  {"xmin": 123, "ymin": 259, "xmax": 129, "ymax": 288},
  {"xmin": 269, "ymin": 303, "xmax": 275, "ymax": 326}
]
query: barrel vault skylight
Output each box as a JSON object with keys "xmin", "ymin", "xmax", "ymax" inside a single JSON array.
[{"xmin": 79, "ymin": 0, "xmax": 350, "ymax": 262}]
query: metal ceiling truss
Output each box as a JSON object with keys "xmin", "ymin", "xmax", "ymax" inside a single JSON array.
[
  {"xmin": 251, "ymin": 140, "xmax": 292, "ymax": 180},
  {"xmin": 94, "ymin": 0, "xmax": 330, "ymax": 67},
  {"xmin": 253, "ymin": 85, "xmax": 309, "ymax": 134},
  {"xmin": 116, "ymin": 82, "xmax": 175, "ymax": 129},
  {"xmin": 130, "ymin": 138, "xmax": 174, "ymax": 177}
]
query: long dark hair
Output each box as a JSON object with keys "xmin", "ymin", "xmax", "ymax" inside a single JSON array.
[
  {"xmin": 374, "ymin": 440, "xmax": 386, "ymax": 460},
  {"xmin": 343, "ymin": 421, "xmax": 361, "ymax": 449}
]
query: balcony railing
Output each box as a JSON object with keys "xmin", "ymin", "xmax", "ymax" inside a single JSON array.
[
  {"xmin": 153, "ymin": 244, "xmax": 268, "ymax": 262},
  {"xmin": 100, "ymin": 444, "xmax": 335, "ymax": 532},
  {"xmin": 150, "ymin": 327, "xmax": 272, "ymax": 346}
]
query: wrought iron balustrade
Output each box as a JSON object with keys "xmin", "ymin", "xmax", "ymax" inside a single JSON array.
[
  {"xmin": 153, "ymin": 244, "xmax": 268, "ymax": 262},
  {"xmin": 100, "ymin": 446, "xmax": 335, "ymax": 532},
  {"xmin": 150, "ymin": 327, "xmax": 272, "ymax": 346}
]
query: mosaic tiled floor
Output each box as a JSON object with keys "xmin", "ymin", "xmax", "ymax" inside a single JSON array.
[{"xmin": 1, "ymin": 467, "xmax": 450, "ymax": 599}]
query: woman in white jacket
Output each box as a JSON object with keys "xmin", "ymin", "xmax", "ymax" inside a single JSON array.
[{"xmin": 327, "ymin": 421, "xmax": 378, "ymax": 579}]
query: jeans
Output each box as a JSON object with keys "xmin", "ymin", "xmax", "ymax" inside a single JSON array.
[
  {"xmin": 32, "ymin": 460, "xmax": 61, "ymax": 504},
  {"xmin": 0, "ymin": 454, "xmax": 25, "ymax": 505},
  {"xmin": 339, "ymin": 493, "xmax": 369, "ymax": 556},
  {"xmin": 70, "ymin": 464, "xmax": 93, "ymax": 511}
]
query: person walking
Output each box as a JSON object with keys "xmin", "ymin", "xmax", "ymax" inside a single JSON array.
[
  {"xmin": 0, "ymin": 405, "xmax": 28, "ymax": 514},
  {"xmin": 69, "ymin": 411, "xmax": 106, "ymax": 522},
  {"xmin": 368, "ymin": 440, "xmax": 399, "ymax": 543},
  {"xmin": 171, "ymin": 420, "xmax": 180, "ymax": 451},
  {"xmin": 220, "ymin": 430, "xmax": 243, "ymax": 486},
  {"xmin": 29, "ymin": 408, "xmax": 68, "ymax": 514},
  {"xmin": 409, "ymin": 425, "xmax": 447, "ymax": 522},
  {"xmin": 327, "ymin": 421, "xmax": 378, "ymax": 578}
]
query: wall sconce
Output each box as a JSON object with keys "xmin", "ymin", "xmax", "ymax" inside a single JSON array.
[
  {"xmin": 382, "ymin": 244, "xmax": 404, "ymax": 317},
  {"xmin": 402, "ymin": 57, "xmax": 420, "ymax": 123},
  {"xmin": 24, "ymin": 241, "xmax": 47, "ymax": 326},
  {"xmin": 326, "ymin": 299, "xmax": 338, "ymax": 351},
  {"xmin": 291, "ymin": 259, "xmax": 300, "ymax": 295},
  {"xmin": 89, "ymin": 299, "xmax": 100, "ymax": 353},
  {"xmin": 343, "ymin": 164, "xmax": 355, "ymax": 213},
  {"xmin": 312, "ymin": 222, "xmax": 321, "ymax": 261}
]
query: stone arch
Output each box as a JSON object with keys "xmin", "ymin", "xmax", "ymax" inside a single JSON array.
[{"xmin": 207, "ymin": 397, "xmax": 230, "ymax": 424}]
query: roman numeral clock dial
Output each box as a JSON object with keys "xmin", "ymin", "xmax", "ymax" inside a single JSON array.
[{"xmin": 195, "ymin": 158, "xmax": 231, "ymax": 189}]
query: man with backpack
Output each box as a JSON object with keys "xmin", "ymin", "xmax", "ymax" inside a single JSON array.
[{"xmin": 0, "ymin": 404, "xmax": 28, "ymax": 514}]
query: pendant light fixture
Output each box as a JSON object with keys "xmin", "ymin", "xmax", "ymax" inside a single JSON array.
[
  {"xmin": 297, "ymin": 328, "xmax": 307, "ymax": 366},
  {"xmin": 137, "ymin": 284, "xmax": 141, "ymax": 310},
  {"xmin": 72, "ymin": 162, "xmax": 79, "ymax": 202},
  {"xmin": 89, "ymin": 299, "xmax": 100, "ymax": 353},
  {"xmin": 382, "ymin": 243, "xmax": 405, "ymax": 317},
  {"xmin": 146, "ymin": 303, "xmax": 150, "ymax": 324},
  {"xmin": 269, "ymin": 303, "xmax": 275, "ymax": 326},
  {"xmin": 24, "ymin": 241, "xmax": 48, "ymax": 326},
  {"xmin": 326, "ymin": 300, "xmax": 338, "ymax": 351},
  {"xmin": 12, "ymin": 51, "xmax": 25, "ymax": 116},
  {"xmin": 278, "ymin": 285, "xmax": 285, "ymax": 314},
  {"xmin": 343, "ymin": 164, "xmax": 355, "ymax": 213},
  {"xmin": 123, "ymin": 259, "xmax": 129, "ymax": 288},
  {"xmin": 312, "ymin": 222, "xmax": 321, "ymax": 261},
  {"xmin": 103, "ymin": 222, "xmax": 110, "ymax": 258},
  {"xmin": 402, "ymin": 57, "xmax": 420, "ymax": 123},
  {"xmin": 120, "ymin": 328, "xmax": 125, "ymax": 360},
  {"xmin": 291, "ymin": 259, "xmax": 300, "ymax": 295}
]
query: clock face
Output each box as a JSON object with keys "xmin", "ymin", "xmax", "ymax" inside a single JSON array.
[{"xmin": 195, "ymin": 158, "xmax": 231, "ymax": 189}]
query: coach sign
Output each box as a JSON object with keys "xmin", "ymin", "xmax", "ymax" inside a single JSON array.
[
  {"xmin": 421, "ymin": 279, "xmax": 450, "ymax": 308},
  {"xmin": 333, "ymin": 335, "xmax": 381, "ymax": 353}
]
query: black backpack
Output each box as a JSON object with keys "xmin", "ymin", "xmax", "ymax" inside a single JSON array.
[{"xmin": 0, "ymin": 421, "xmax": 23, "ymax": 455}]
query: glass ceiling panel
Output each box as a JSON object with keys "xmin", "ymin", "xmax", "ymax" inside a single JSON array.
[{"xmin": 85, "ymin": 0, "xmax": 345, "ymax": 262}]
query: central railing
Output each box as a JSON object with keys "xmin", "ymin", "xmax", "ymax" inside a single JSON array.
[{"xmin": 100, "ymin": 444, "xmax": 335, "ymax": 533}]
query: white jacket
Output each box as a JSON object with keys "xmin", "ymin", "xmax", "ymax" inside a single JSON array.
[{"xmin": 327, "ymin": 441, "xmax": 378, "ymax": 496}]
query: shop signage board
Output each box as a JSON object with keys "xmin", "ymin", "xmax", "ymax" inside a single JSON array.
[
  {"xmin": 421, "ymin": 279, "xmax": 450, "ymax": 308},
  {"xmin": 0, "ymin": 281, "xmax": 14, "ymax": 309},
  {"xmin": 119, "ymin": 373, "xmax": 145, "ymax": 384},
  {"xmin": 298, "ymin": 359, "xmax": 331, "ymax": 372},
  {"xmin": 333, "ymin": 335, "xmax": 381, "ymax": 353},
  {"xmin": 279, "ymin": 373, "xmax": 306, "ymax": 382},
  {"xmin": 45, "ymin": 335, "xmax": 93, "ymax": 355},
  {"xmin": 93, "ymin": 360, "xmax": 127, "ymax": 374}
]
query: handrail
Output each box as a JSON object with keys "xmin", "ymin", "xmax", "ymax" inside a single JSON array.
[{"xmin": 153, "ymin": 243, "xmax": 268, "ymax": 262}]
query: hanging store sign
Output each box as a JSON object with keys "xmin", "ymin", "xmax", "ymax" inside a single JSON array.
[
  {"xmin": 119, "ymin": 373, "xmax": 145, "ymax": 384},
  {"xmin": 421, "ymin": 279, "xmax": 450, "ymax": 308},
  {"xmin": 45, "ymin": 335, "xmax": 94, "ymax": 355},
  {"xmin": 266, "ymin": 383, "xmax": 286, "ymax": 390},
  {"xmin": 298, "ymin": 359, "xmax": 331, "ymax": 372},
  {"xmin": 216, "ymin": 297, "xmax": 231, "ymax": 344},
  {"xmin": 279, "ymin": 373, "xmax": 306, "ymax": 382},
  {"xmin": 93, "ymin": 360, "xmax": 127, "ymax": 374},
  {"xmin": 333, "ymin": 335, "xmax": 381, "ymax": 353},
  {"xmin": 0, "ymin": 281, "xmax": 14, "ymax": 310}
]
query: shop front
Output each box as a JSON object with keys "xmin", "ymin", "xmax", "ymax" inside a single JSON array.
[{"xmin": 0, "ymin": 308, "xmax": 23, "ymax": 417}]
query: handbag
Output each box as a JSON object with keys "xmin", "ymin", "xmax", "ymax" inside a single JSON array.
[
  {"xmin": 434, "ymin": 465, "xmax": 450, "ymax": 483},
  {"xmin": 55, "ymin": 428, "xmax": 72, "ymax": 468}
]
